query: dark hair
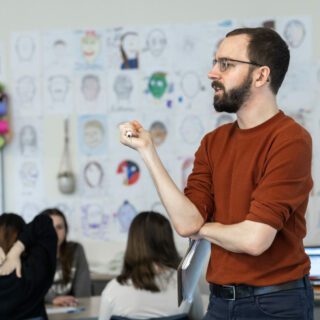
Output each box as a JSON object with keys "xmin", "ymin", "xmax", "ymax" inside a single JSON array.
[
  {"xmin": 226, "ymin": 27, "xmax": 290, "ymax": 94},
  {"xmin": 40, "ymin": 208, "xmax": 73, "ymax": 285},
  {"xmin": 120, "ymin": 32, "xmax": 139, "ymax": 69},
  {"xmin": 117, "ymin": 211, "xmax": 181, "ymax": 292},
  {"xmin": 0, "ymin": 213, "xmax": 25, "ymax": 254}
]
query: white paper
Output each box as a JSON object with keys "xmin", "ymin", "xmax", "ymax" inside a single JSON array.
[{"xmin": 46, "ymin": 306, "xmax": 85, "ymax": 314}]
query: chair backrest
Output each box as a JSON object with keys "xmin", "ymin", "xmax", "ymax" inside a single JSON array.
[{"xmin": 110, "ymin": 314, "xmax": 188, "ymax": 320}]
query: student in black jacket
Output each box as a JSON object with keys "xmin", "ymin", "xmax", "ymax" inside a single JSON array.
[{"xmin": 0, "ymin": 213, "xmax": 57, "ymax": 320}]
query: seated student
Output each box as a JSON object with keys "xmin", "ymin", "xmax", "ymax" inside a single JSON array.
[
  {"xmin": 0, "ymin": 213, "xmax": 57, "ymax": 320},
  {"xmin": 41, "ymin": 208, "xmax": 91, "ymax": 306},
  {"xmin": 98, "ymin": 211, "xmax": 204, "ymax": 320}
]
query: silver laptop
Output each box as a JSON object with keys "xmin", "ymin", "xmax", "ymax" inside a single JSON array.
[{"xmin": 305, "ymin": 246, "xmax": 320, "ymax": 286}]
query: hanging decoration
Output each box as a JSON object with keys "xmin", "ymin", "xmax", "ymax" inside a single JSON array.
[
  {"xmin": 0, "ymin": 83, "xmax": 10, "ymax": 149},
  {"xmin": 57, "ymin": 118, "xmax": 76, "ymax": 194}
]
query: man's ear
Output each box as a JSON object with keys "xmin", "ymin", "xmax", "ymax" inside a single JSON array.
[{"xmin": 255, "ymin": 66, "xmax": 270, "ymax": 88}]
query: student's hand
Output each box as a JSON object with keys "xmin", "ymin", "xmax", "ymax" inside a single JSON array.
[
  {"xmin": 119, "ymin": 120, "xmax": 153, "ymax": 152},
  {"xmin": 0, "ymin": 256, "xmax": 22, "ymax": 277},
  {"xmin": 0, "ymin": 241, "xmax": 24, "ymax": 278},
  {"xmin": 52, "ymin": 295, "xmax": 78, "ymax": 307},
  {"xmin": 0, "ymin": 247, "xmax": 5, "ymax": 265}
]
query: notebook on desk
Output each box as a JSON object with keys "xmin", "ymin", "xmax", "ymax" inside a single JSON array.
[
  {"xmin": 46, "ymin": 305, "xmax": 85, "ymax": 314},
  {"xmin": 304, "ymin": 246, "xmax": 320, "ymax": 286}
]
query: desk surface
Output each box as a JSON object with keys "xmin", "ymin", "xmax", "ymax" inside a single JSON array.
[
  {"xmin": 47, "ymin": 296, "xmax": 100, "ymax": 320},
  {"xmin": 90, "ymin": 272, "xmax": 116, "ymax": 281}
]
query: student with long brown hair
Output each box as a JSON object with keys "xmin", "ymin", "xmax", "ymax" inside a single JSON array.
[
  {"xmin": 42, "ymin": 208, "xmax": 91, "ymax": 306},
  {"xmin": 98, "ymin": 211, "xmax": 203, "ymax": 320}
]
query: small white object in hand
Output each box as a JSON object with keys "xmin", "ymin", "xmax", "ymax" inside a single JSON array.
[{"xmin": 126, "ymin": 131, "xmax": 133, "ymax": 138}]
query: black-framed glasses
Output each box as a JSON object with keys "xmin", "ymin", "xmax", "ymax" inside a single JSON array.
[{"xmin": 213, "ymin": 58, "xmax": 263, "ymax": 72}]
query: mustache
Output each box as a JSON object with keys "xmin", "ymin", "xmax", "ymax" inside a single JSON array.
[{"xmin": 211, "ymin": 81, "xmax": 225, "ymax": 91}]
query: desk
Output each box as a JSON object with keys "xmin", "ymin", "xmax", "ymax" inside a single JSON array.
[
  {"xmin": 91, "ymin": 272, "xmax": 115, "ymax": 295},
  {"xmin": 47, "ymin": 296, "xmax": 100, "ymax": 320}
]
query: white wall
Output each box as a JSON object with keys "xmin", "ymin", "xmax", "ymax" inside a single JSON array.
[{"xmin": 0, "ymin": 0, "xmax": 319, "ymax": 55}]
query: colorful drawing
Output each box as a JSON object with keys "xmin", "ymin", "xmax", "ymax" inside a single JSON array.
[
  {"xmin": 116, "ymin": 160, "xmax": 140, "ymax": 185},
  {"xmin": 120, "ymin": 32, "xmax": 139, "ymax": 69},
  {"xmin": 113, "ymin": 200, "xmax": 137, "ymax": 232},
  {"xmin": 81, "ymin": 203, "xmax": 109, "ymax": 240},
  {"xmin": 84, "ymin": 120, "xmax": 104, "ymax": 147},
  {"xmin": 0, "ymin": 89, "xmax": 10, "ymax": 149},
  {"xmin": 148, "ymin": 72, "xmax": 167, "ymax": 99},
  {"xmin": 149, "ymin": 121, "xmax": 167, "ymax": 146},
  {"xmin": 81, "ymin": 30, "xmax": 101, "ymax": 64}
]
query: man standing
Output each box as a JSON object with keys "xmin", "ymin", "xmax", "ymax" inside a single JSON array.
[{"xmin": 120, "ymin": 27, "xmax": 314, "ymax": 319}]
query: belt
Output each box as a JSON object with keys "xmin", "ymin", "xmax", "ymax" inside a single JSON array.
[{"xmin": 210, "ymin": 276, "xmax": 307, "ymax": 300}]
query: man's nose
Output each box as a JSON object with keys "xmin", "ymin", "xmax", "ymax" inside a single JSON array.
[{"xmin": 208, "ymin": 64, "xmax": 220, "ymax": 81}]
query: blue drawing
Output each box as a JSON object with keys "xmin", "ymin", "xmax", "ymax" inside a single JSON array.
[
  {"xmin": 114, "ymin": 200, "xmax": 137, "ymax": 232},
  {"xmin": 81, "ymin": 203, "xmax": 109, "ymax": 240}
]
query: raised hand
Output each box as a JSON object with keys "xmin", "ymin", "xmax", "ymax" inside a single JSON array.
[
  {"xmin": 119, "ymin": 120, "xmax": 153, "ymax": 151},
  {"xmin": 0, "ymin": 241, "xmax": 24, "ymax": 278}
]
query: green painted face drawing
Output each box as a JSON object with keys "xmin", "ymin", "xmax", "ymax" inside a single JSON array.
[{"xmin": 148, "ymin": 72, "xmax": 167, "ymax": 99}]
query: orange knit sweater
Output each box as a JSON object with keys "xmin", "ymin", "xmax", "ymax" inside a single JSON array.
[{"xmin": 185, "ymin": 111, "xmax": 313, "ymax": 285}]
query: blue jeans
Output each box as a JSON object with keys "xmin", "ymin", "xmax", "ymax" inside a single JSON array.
[{"xmin": 203, "ymin": 279, "xmax": 314, "ymax": 320}]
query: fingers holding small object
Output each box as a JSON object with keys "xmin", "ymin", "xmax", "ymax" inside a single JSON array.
[
  {"xmin": 132, "ymin": 120, "xmax": 143, "ymax": 130},
  {"xmin": 119, "ymin": 120, "xmax": 143, "ymax": 141}
]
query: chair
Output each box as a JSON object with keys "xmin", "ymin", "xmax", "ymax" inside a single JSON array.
[{"xmin": 110, "ymin": 314, "xmax": 189, "ymax": 320}]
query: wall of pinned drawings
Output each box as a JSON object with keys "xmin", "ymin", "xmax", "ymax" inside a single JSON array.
[{"xmin": 1, "ymin": 12, "xmax": 320, "ymax": 273}]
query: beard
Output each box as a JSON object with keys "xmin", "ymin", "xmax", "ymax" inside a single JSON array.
[{"xmin": 213, "ymin": 71, "xmax": 253, "ymax": 113}]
